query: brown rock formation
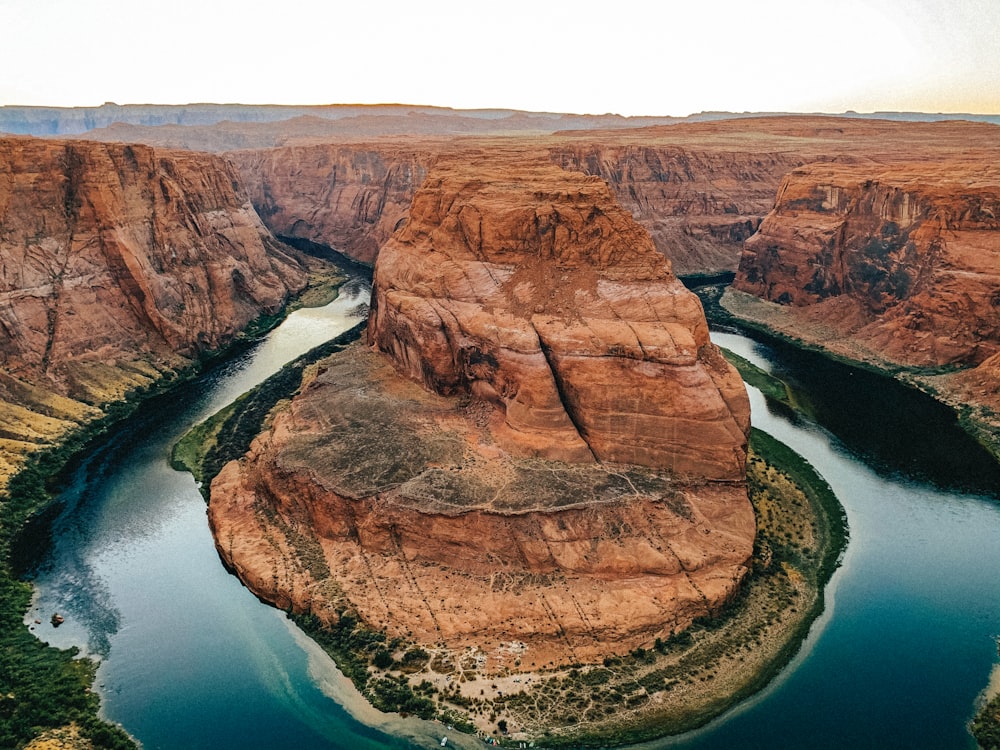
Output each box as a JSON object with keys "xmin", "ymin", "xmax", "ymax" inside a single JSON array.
[
  {"xmin": 732, "ymin": 160, "xmax": 1000, "ymax": 369},
  {"xmin": 548, "ymin": 144, "xmax": 799, "ymax": 275},
  {"xmin": 0, "ymin": 136, "xmax": 307, "ymax": 481},
  {"xmin": 209, "ymin": 155, "xmax": 754, "ymax": 672},
  {"xmin": 209, "ymin": 347, "xmax": 755, "ymax": 669},
  {"xmin": 368, "ymin": 156, "xmax": 750, "ymax": 478},
  {"xmin": 230, "ymin": 117, "xmax": 1000, "ymax": 277},
  {"xmin": 232, "ymin": 143, "xmax": 432, "ymax": 265}
]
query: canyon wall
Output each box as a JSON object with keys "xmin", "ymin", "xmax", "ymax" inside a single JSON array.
[
  {"xmin": 0, "ymin": 136, "xmax": 307, "ymax": 481},
  {"xmin": 731, "ymin": 160, "xmax": 1000, "ymax": 369},
  {"xmin": 231, "ymin": 143, "xmax": 432, "ymax": 266},
  {"xmin": 232, "ymin": 138, "xmax": 796, "ymax": 275},
  {"xmin": 549, "ymin": 144, "xmax": 801, "ymax": 275},
  {"xmin": 209, "ymin": 154, "xmax": 754, "ymax": 672},
  {"xmin": 231, "ymin": 118, "xmax": 1000, "ymax": 277}
]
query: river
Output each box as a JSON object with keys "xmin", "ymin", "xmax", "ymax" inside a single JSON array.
[{"xmin": 23, "ymin": 274, "xmax": 1000, "ymax": 749}]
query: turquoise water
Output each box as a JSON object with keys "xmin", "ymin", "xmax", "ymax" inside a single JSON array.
[
  {"xmin": 660, "ymin": 332, "xmax": 1000, "ymax": 750},
  {"xmin": 25, "ymin": 277, "xmax": 474, "ymax": 749},
  {"xmin": 24, "ymin": 292, "xmax": 1000, "ymax": 749}
]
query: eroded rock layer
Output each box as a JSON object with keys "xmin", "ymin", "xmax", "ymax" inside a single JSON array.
[
  {"xmin": 210, "ymin": 156, "xmax": 754, "ymax": 670},
  {"xmin": 368, "ymin": 157, "xmax": 750, "ymax": 479},
  {"xmin": 231, "ymin": 117, "xmax": 1000, "ymax": 276},
  {"xmin": 0, "ymin": 136, "xmax": 306, "ymax": 480},
  {"xmin": 732, "ymin": 160, "xmax": 1000, "ymax": 369}
]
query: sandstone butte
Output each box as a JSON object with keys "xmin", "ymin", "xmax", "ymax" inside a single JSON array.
[
  {"xmin": 728, "ymin": 157, "xmax": 1000, "ymax": 420},
  {"xmin": 208, "ymin": 155, "xmax": 756, "ymax": 674},
  {"xmin": 0, "ymin": 136, "xmax": 307, "ymax": 484}
]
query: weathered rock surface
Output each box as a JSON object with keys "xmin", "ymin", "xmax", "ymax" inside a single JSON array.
[
  {"xmin": 548, "ymin": 143, "xmax": 799, "ymax": 275},
  {"xmin": 209, "ymin": 347, "xmax": 755, "ymax": 669},
  {"xmin": 0, "ymin": 136, "xmax": 307, "ymax": 481},
  {"xmin": 368, "ymin": 156, "xmax": 750, "ymax": 479},
  {"xmin": 231, "ymin": 117, "xmax": 1000, "ymax": 277},
  {"xmin": 210, "ymin": 156, "xmax": 754, "ymax": 671},
  {"xmin": 732, "ymin": 159, "xmax": 1000, "ymax": 369}
]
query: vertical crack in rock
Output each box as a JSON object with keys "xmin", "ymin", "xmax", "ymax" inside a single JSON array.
[{"xmin": 531, "ymin": 319, "xmax": 598, "ymax": 462}]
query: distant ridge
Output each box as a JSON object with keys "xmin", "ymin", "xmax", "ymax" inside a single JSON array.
[
  {"xmin": 686, "ymin": 110, "xmax": 1000, "ymax": 125},
  {"xmin": 1, "ymin": 102, "xmax": 997, "ymax": 138},
  {"xmin": 0, "ymin": 102, "xmax": 681, "ymax": 137}
]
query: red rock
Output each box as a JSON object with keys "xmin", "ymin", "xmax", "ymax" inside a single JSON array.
[
  {"xmin": 732, "ymin": 159, "xmax": 1000, "ymax": 368},
  {"xmin": 368, "ymin": 156, "xmax": 750, "ymax": 479},
  {"xmin": 208, "ymin": 153, "xmax": 755, "ymax": 673},
  {"xmin": 208, "ymin": 347, "xmax": 755, "ymax": 669},
  {"xmin": 230, "ymin": 117, "xmax": 1000, "ymax": 278},
  {"xmin": 0, "ymin": 136, "xmax": 307, "ymax": 480}
]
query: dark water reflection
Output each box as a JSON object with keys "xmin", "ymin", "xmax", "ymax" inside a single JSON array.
[{"xmin": 741, "ymin": 333, "xmax": 1000, "ymax": 497}]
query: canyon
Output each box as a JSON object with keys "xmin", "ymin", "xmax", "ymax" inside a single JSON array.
[
  {"xmin": 2, "ymin": 108, "xmax": 1000, "ymax": 747},
  {"xmin": 0, "ymin": 136, "xmax": 308, "ymax": 484},
  {"xmin": 727, "ymin": 155, "xmax": 1000, "ymax": 441},
  {"xmin": 225, "ymin": 116, "xmax": 1000, "ymax": 276},
  {"xmin": 208, "ymin": 155, "xmax": 755, "ymax": 674}
]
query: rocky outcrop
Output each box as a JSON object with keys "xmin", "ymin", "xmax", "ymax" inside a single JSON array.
[
  {"xmin": 732, "ymin": 160, "xmax": 1000, "ymax": 369},
  {"xmin": 368, "ymin": 157, "xmax": 750, "ymax": 479},
  {"xmin": 209, "ymin": 155, "xmax": 754, "ymax": 672},
  {"xmin": 0, "ymin": 136, "xmax": 307, "ymax": 481},
  {"xmin": 209, "ymin": 347, "xmax": 755, "ymax": 670}
]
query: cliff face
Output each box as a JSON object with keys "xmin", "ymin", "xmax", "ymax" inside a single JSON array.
[
  {"xmin": 209, "ymin": 155, "xmax": 754, "ymax": 673},
  {"xmin": 231, "ymin": 144, "xmax": 430, "ymax": 265},
  {"xmin": 232, "ymin": 140, "xmax": 793, "ymax": 276},
  {"xmin": 732, "ymin": 161, "xmax": 1000, "ymax": 368},
  {"xmin": 0, "ymin": 136, "xmax": 307, "ymax": 481},
  {"xmin": 549, "ymin": 144, "xmax": 801, "ymax": 275},
  {"xmin": 229, "ymin": 118, "xmax": 1000, "ymax": 278}
]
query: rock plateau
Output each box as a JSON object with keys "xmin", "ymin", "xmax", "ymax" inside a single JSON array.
[{"xmin": 208, "ymin": 155, "xmax": 755, "ymax": 673}]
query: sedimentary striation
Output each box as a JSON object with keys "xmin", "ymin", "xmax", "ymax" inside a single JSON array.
[
  {"xmin": 367, "ymin": 156, "xmax": 750, "ymax": 478},
  {"xmin": 727, "ymin": 155, "xmax": 1000, "ymax": 443},
  {"xmin": 0, "ymin": 136, "xmax": 307, "ymax": 481},
  {"xmin": 731, "ymin": 159, "xmax": 1000, "ymax": 369},
  {"xmin": 208, "ymin": 156, "xmax": 754, "ymax": 674},
  {"xmin": 232, "ymin": 143, "xmax": 430, "ymax": 265},
  {"xmin": 229, "ymin": 117, "xmax": 1000, "ymax": 277}
]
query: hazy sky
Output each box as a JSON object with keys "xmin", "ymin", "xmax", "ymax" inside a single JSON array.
[{"xmin": 2, "ymin": 0, "xmax": 998, "ymax": 116}]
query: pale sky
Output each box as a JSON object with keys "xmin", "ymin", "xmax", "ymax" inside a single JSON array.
[{"xmin": 2, "ymin": 0, "xmax": 998, "ymax": 116}]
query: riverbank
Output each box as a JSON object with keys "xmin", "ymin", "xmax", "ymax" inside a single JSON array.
[
  {"xmin": 703, "ymin": 283, "xmax": 1000, "ymax": 749},
  {"xmin": 718, "ymin": 287, "xmax": 1000, "ymax": 464},
  {"xmin": 0, "ymin": 251, "xmax": 349, "ymax": 750},
  {"xmin": 973, "ymin": 660, "xmax": 1000, "ymax": 749}
]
